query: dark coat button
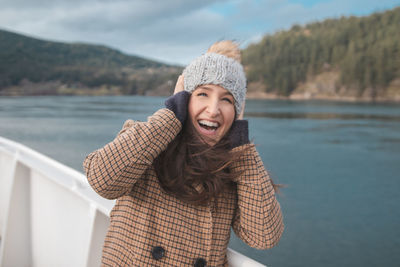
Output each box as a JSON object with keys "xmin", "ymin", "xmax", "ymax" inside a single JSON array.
[
  {"xmin": 151, "ymin": 246, "xmax": 165, "ymax": 260},
  {"xmin": 194, "ymin": 257, "xmax": 207, "ymax": 267}
]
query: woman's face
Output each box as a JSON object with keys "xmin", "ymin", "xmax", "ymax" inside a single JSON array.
[{"xmin": 188, "ymin": 84, "xmax": 235, "ymax": 145}]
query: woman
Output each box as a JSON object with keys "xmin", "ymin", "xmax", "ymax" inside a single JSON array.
[{"xmin": 83, "ymin": 41, "xmax": 284, "ymax": 266}]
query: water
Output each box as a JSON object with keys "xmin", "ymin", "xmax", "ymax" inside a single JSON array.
[{"xmin": 1, "ymin": 95, "xmax": 400, "ymax": 267}]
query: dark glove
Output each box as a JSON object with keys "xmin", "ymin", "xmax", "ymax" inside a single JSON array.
[
  {"xmin": 164, "ymin": 91, "xmax": 191, "ymax": 125},
  {"xmin": 228, "ymin": 120, "xmax": 249, "ymax": 148}
]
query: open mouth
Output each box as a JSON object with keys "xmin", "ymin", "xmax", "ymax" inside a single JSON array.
[{"xmin": 198, "ymin": 120, "xmax": 220, "ymax": 132}]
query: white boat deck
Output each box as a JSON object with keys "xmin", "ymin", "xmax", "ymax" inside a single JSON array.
[{"xmin": 0, "ymin": 136, "xmax": 266, "ymax": 267}]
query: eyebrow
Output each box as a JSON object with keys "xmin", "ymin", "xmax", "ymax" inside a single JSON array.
[{"xmin": 198, "ymin": 86, "xmax": 213, "ymax": 91}]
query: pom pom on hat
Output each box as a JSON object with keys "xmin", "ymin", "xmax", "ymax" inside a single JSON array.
[{"xmin": 207, "ymin": 40, "xmax": 242, "ymax": 63}]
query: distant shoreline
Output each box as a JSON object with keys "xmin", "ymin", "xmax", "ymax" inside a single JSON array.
[
  {"xmin": 2, "ymin": 90, "xmax": 400, "ymax": 104},
  {"xmin": 246, "ymin": 92, "xmax": 400, "ymax": 104}
]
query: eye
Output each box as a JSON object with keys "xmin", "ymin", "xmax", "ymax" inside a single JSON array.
[
  {"xmin": 222, "ymin": 97, "xmax": 233, "ymax": 104},
  {"xmin": 197, "ymin": 92, "xmax": 207, "ymax": 97}
]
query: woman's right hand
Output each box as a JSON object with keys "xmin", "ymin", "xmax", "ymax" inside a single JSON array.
[
  {"xmin": 174, "ymin": 75, "xmax": 184, "ymax": 94},
  {"xmin": 165, "ymin": 74, "xmax": 190, "ymax": 124}
]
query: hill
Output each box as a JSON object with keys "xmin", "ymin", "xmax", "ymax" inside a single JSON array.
[
  {"xmin": 1, "ymin": 6, "xmax": 400, "ymax": 101},
  {"xmin": 0, "ymin": 29, "xmax": 182, "ymax": 96},
  {"xmin": 242, "ymin": 6, "xmax": 400, "ymax": 102}
]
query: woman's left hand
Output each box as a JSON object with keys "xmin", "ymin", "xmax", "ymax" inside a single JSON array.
[{"xmin": 238, "ymin": 101, "xmax": 245, "ymax": 120}]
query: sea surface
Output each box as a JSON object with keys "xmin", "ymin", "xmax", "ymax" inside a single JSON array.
[{"xmin": 1, "ymin": 95, "xmax": 400, "ymax": 267}]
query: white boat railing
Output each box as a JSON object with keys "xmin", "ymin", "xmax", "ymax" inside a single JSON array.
[{"xmin": 0, "ymin": 136, "xmax": 265, "ymax": 267}]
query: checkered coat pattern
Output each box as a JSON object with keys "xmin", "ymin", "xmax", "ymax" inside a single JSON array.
[{"xmin": 83, "ymin": 108, "xmax": 284, "ymax": 266}]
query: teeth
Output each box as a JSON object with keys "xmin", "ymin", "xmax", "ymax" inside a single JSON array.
[{"xmin": 198, "ymin": 120, "xmax": 219, "ymax": 127}]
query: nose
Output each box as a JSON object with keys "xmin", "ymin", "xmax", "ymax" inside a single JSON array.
[{"xmin": 206, "ymin": 98, "xmax": 220, "ymax": 117}]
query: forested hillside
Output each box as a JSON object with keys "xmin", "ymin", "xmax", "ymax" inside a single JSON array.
[
  {"xmin": 242, "ymin": 6, "xmax": 400, "ymax": 101},
  {"xmin": 0, "ymin": 29, "xmax": 182, "ymax": 96},
  {"xmin": 1, "ymin": 6, "xmax": 399, "ymax": 101}
]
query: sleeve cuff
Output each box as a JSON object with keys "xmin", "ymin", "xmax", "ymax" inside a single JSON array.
[
  {"xmin": 228, "ymin": 120, "xmax": 249, "ymax": 148},
  {"xmin": 164, "ymin": 91, "xmax": 191, "ymax": 124}
]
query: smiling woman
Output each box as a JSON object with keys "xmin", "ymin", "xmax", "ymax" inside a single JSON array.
[
  {"xmin": 83, "ymin": 40, "xmax": 284, "ymax": 266},
  {"xmin": 188, "ymin": 84, "xmax": 236, "ymax": 145}
]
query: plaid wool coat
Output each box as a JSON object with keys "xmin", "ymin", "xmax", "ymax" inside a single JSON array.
[{"xmin": 83, "ymin": 105, "xmax": 284, "ymax": 266}]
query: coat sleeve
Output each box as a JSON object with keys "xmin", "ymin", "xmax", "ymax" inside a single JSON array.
[
  {"xmin": 83, "ymin": 108, "xmax": 182, "ymax": 200},
  {"xmin": 230, "ymin": 144, "xmax": 284, "ymax": 249}
]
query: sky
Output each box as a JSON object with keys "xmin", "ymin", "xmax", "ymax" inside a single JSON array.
[{"xmin": 1, "ymin": 0, "xmax": 399, "ymax": 65}]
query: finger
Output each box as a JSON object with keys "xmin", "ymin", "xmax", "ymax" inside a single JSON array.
[
  {"xmin": 174, "ymin": 75, "xmax": 185, "ymax": 94},
  {"xmin": 238, "ymin": 101, "xmax": 245, "ymax": 120}
]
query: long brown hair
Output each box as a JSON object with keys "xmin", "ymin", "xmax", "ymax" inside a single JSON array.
[{"xmin": 154, "ymin": 120, "xmax": 245, "ymax": 206}]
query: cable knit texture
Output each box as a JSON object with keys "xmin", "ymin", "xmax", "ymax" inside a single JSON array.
[{"xmin": 183, "ymin": 53, "xmax": 246, "ymax": 116}]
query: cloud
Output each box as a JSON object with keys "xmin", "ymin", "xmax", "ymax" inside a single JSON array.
[
  {"xmin": 223, "ymin": 0, "xmax": 399, "ymax": 46},
  {"xmin": 0, "ymin": 0, "xmax": 399, "ymax": 64},
  {"xmin": 1, "ymin": 0, "xmax": 235, "ymax": 64}
]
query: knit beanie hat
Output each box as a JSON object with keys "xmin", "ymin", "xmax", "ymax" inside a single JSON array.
[{"xmin": 182, "ymin": 41, "xmax": 247, "ymax": 116}]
